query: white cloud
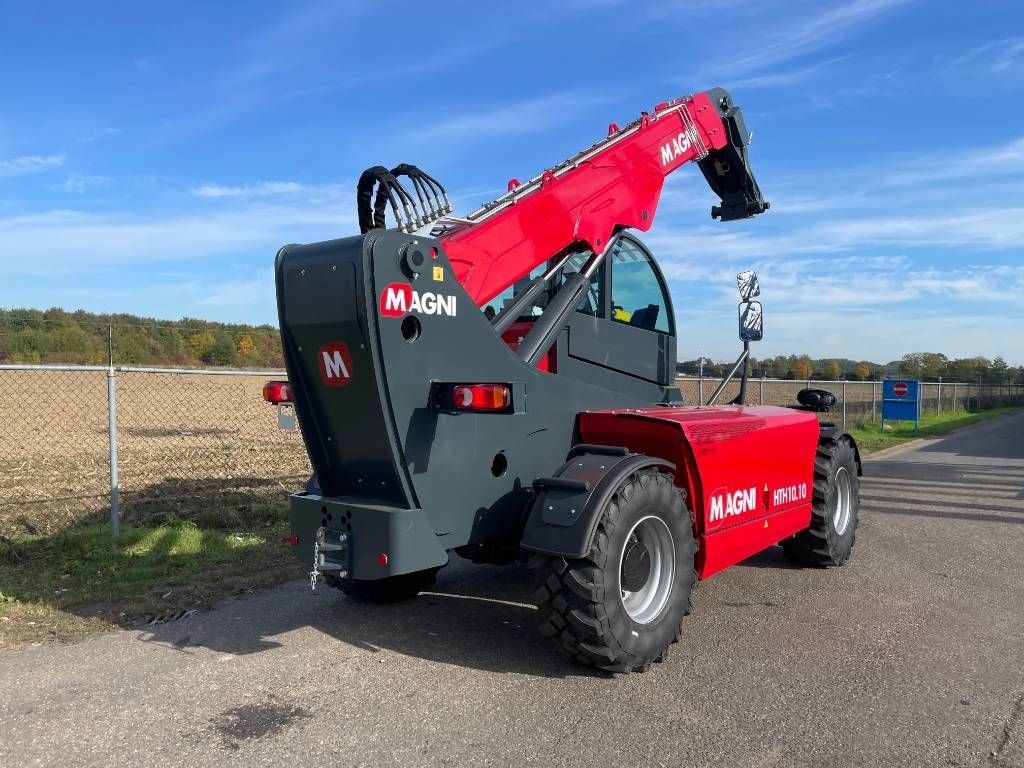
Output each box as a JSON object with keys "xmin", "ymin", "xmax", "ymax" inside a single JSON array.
[
  {"xmin": 729, "ymin": 57, "xmax": 850, "ymax": 89},
  {"xmin": 0, "ymin": 200, "xmax": 358, "ymax": 275},
  {"xmin": 188, "ymin": 272, "xmax": 275, "ymax": 312},
  {"xmin": 61, "ymin": 173, "xmax": 112, "ymax": 193},
  {"xmin": 190, "ymin": 181, "xmax": 307, "ymax": 198},
  {"xmin": 949, "ymin": 37, "xmax": 1024, "ymax": 75},
  {"xmin": 414, "ymin": 93, "xmax": 612, "ymax": 144},
  {"xmin": 676, "ymin": 305, "xmax": 1020, "ymax": 364},
  {"xmin": 75, "ymin": 127, "xmax": 121, "ymax": 144},
  {"xmin": 0, "ymin": 154, "xmax": 65, "ymax": 178},
  {"xmin": 710, "ymin": 0, "xmax": 909, "ymax": 77}
]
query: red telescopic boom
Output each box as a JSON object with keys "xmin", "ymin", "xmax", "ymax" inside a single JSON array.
[{"xmin": 438, "ymin": 88, "xmax": 769, "ymax": 305}]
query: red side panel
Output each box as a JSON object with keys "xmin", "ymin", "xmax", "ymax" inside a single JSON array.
[
  {"xmin": 579, "ymin": 405, "xmax": 820, "ymax": 579},
  {"xmin": 500, "ymin": 321, "xmax": 553, "ymax": 372}
]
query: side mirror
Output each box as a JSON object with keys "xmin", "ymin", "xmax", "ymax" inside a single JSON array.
[
  {"xmin": 737, "ymin": 270, "xmax": 760, "ymax": 301},
  {"xmin": 739, "ymin": 300, "xmax": 763, "ymax": 342}
]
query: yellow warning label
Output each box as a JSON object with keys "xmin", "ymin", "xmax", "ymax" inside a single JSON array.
[{"xmin": 432, "ymin": 265, "xmax": 444, "ymax": 282}]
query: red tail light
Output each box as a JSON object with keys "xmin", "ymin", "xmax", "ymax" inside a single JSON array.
[
  {"xmin": 452, "ymin": 384, "xmax": 511, "ymax": 411},
  {"xmin": 263, "ymin": 380, "xmax": 293, "ymax": 404}
]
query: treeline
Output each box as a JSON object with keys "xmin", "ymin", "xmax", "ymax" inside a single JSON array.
[
  {"xmin": 2, "ymin": 308, "xmax": 1020, "ymax": 381},
  {"xmin": 0, "ymin": 308, "xmax": 283, "ymax": 368},
  {"xmin": 678, "ymin": 353, "xmax": 1023, "ymax": 384}
]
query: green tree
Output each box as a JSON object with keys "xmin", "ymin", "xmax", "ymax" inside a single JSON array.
[
  {"xmin": 187, "ymin": 331, "xmax": 215, "ymax": 361},
  {"xmin": 207, "ymin": 333, "xmax": 237, "ymax": 366},
  {"xmin": 824, "ymin": 359, "xmax": 842, "ymax": 380},
  {"xmin": 791, "ymin": 355, "xmax": 813, "ymax": 380}
]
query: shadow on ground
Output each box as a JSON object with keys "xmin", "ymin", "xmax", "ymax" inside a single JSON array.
[{"xmin": 136, "ymin": 559, "xmax": 608, "ymax": 679}]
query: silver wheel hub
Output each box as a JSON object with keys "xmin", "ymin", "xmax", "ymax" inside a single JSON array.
[
  {"xmin": 619, "ymin": 515, "xmax": 675, "ymax": 625},
  {"xmin": 832, "ymin": 466, "xmax": 852, "ymax": 536}
]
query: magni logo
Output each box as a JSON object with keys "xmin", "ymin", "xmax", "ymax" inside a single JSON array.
[
  {"xmin": 659, "ymin": 131, "xmax": 692, "ymax": 167},
  {"xmin": 379, "ymin": 282, "xmax": 457, "ymax": 318},
  {"xmin": 318, "ymin": 342, "xmax": 353, "ymax": 387},
  {"xmin": 708, "ymin": 486, "xmax": 757, "ymax": 523}
]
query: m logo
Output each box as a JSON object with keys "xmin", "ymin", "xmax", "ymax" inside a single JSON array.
[
  {"xmin": 379, "ymin": 283, "xmax": 413, "ymax": 317},
  {"xmin": 317, "ymin": 343, "xmax": 353, "ymax": 387}
]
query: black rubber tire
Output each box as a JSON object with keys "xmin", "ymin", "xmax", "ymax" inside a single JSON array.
[
  {"xmin": 328, "ymin": 567, "xmax": 439, "ymax": 603},
  {"xmin": 782, "ymin": 437, "xmax": 860, "ymax": 566},
  {"xmin": 529, "ymin": 469, "xmax": 698, "ymax": 673}
]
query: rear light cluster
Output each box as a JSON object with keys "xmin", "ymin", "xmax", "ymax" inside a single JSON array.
[
  {"xmin": 450, "ymin": 384, "xmax": 512, "ymax": 412},
  {"xmin": 263, "ymin": 380, "xmax": 293, "ymax": 404}
]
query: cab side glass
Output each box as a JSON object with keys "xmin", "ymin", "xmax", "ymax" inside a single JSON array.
[
  {"xmin": 610, "ymin": 238, "xmax": 671, "ymax": 333},
  {"xmin": 561, "ymin": 250, "xmax": 605, "ymax": 318}
]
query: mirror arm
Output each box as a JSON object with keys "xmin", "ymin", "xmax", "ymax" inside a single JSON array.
[
  {"xmin": 707, "ymin": 343, "xmax": 750, "ymax": 406},
  {"xmin": 730, "ymin": 340, "xmax": 750, "ymax": 405}
]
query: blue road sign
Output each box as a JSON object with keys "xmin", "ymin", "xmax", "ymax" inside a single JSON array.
[{"xmin": 882, "ymin": 379, "xmax": 920, "ymax": 433}]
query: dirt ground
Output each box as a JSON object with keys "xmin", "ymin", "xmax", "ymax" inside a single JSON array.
[
  {"xmin": 0, "ymin": 369, "xmax": 309, "ymax": 536},
  {"xmin": 0, "ymin": 369, "xmax": 1003, "ymax": 537}
]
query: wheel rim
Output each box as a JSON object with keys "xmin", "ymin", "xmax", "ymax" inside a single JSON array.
[
  {"xmin": 619, "ymin": 515, "xmax": 675, "ymax": 625},
  {"xmin": 832, "ymin": 466, "xmax": 853, "ymax": 535}
]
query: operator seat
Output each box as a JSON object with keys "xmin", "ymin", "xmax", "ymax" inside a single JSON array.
[{"xmin": 629, "ymin": 304, "xmax": 660, "ymax": 331}]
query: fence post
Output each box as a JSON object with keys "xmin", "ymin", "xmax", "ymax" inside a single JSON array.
[
  {"xmin": 759, "ymin": 374, "xmax": 765, "ymax": 406},
  {"xmin": 871, "ymin": 380, "xmax": 876, "ymax": 422},
  {"xmin": 698, "ymin": 375, "xmax": 704, "ymax": 406},
  {"xmin": 107, "ymin": 366, "xmax": 120, "ymax": 537},
  {"xmin": 841, "ymin": 379, "xmax": 847, "ymax": 430},
  {"xmin": 952, "ymin": 382, "xmax": 957, "ymax": 413},
  {"xmin": 936, "ymin": 377, "xmax": 941, "ymax": 416}
]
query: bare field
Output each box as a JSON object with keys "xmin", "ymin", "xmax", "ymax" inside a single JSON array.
[
  {"xmin": 0, "ymin": 369, "xmax": 1006, "ymax": 537},
  {"xmin": 0, "ymin": 369, "xmax": 309, "ymax": 536}
]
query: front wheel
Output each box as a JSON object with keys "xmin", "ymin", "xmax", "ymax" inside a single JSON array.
[
  {"xmin": 530, "ymin": 469, "xmax": 697, "ymax": 673},
  {"xmin": 782, "ymin": 436, "xmax": 860, "ymax": 566}
]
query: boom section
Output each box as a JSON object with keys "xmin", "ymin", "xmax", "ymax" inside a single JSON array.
[{"xmin": 440, "ymin": 88, "xmax": 765, "ymax": 305}]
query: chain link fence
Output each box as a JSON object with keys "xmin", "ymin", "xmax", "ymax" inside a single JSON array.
[
  {"xmin": 675, "ymin": 376, "xmax": 1024, "ymax": 428},
  {"xmin": 0, "ymin": 365, "xmax": 309, "ymax": 538},
  {"xmin": 2, "ymin": 364, "xmax": 1022, "ymax": 539}
]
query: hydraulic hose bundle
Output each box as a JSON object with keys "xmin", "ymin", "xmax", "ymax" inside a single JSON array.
[{"xmin": 357, "ymin": 164, "xmax": 452, "ymax": 234}]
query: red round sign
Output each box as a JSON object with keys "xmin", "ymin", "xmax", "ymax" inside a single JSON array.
[{"xmin": 893, "ymin": 381, "xmax": 909, "ymax": 397}]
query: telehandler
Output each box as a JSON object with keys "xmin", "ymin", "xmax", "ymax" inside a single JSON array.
[{"xmin": 264, "ymin": 88, "xmax": 861, "ymax": 671}]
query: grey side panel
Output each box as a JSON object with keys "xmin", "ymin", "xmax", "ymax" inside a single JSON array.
[
  {"xmin": 289, "ymin": 494, "xmax": 448, "ymax": 580},
  {"xmin": 276, "ymin": 237, "xmax": 411, "ymax": 507},
  {"xmin": 367, "ymin": 232, "xmax": 672, "ymax": 550},
  {"xmin": 565, "ymin": 313, "xmax": 676, "ymax": 385}
]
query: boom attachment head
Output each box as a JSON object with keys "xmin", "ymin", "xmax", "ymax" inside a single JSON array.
[{"xmin": 699, "ymin": 88, "xmax": 770, "ymax": 222}]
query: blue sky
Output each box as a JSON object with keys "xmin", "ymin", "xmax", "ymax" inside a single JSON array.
[{"xmin": 0, "ymin": 0, "xmax": 1021, "ymax": 364}]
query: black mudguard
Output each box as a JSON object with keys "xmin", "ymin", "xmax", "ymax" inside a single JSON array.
[
  {"xmin": 819, "ymin": 425, "xmax": 863, "ymax": 476},
  {"xmin": 520, "ymin": 445, "xmax": 675, "ymax": 559}
]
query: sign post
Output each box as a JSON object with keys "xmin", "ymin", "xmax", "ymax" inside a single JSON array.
[{"xmin": 881, "ymin": 379, "xmax": 920, "ymax": 433}]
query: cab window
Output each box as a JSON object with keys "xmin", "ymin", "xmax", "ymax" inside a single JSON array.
[
  {"xmin": 560, "ymin": 251, "xmax": 605, "ymax": 317},
  {"xmin": 610, "ymin": 237, "xmax": 671, "ymax": 333}
]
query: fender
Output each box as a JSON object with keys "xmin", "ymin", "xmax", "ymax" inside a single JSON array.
[
  {"xmin": 819, "ymin": 425, "xmax": 863, "ymax": 475},
  {"xmin": 520, "ymin": 445, "xmax": 676, "ymax": 559}
]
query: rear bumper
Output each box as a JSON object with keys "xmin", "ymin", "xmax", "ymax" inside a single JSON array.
[{"xmin": 289, "ymin": 493, "xmax": 449, "ymax": 580}]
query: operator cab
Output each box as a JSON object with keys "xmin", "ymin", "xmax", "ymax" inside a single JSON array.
[{"xmin": 487, "ymin": 233, "xmax": 677, "ymax": 387}]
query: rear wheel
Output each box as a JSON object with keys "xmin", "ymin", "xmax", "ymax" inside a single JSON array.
[
  {"xmin": 530, "ymin": 469, "xmax": 697, "ymax": 672},
  {"xmin": 782, "ymin": 437, "xmax": 860, "ymax": 566},
  {"xmin": 327, "ymin": 568, "xmax": 439, "ymax": 603}
]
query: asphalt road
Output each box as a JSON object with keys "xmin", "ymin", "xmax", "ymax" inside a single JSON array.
[{"xmin": 3, "ymin": 412, "xmax": 1024, "ymax": 767}]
